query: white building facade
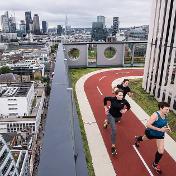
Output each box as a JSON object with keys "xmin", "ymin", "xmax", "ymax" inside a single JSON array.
[
  {"xmin": 0, "ymin": 135, "xmax": 19, "ymax": 176},
  {"xmin": 14, "ymin": 150, "xmax": 30, "ymax": 176},
  {"xmin": 0, "ymin": 88, "xmax": 45, "ymax": 134},
  {"xmin": 143, "ymin": 0, "xmax": 176, "ymax": 113},
  {"xmin": 0, "ymin": 135, "xmax": 30, "ymax": 176},
  {"xmin": 0, "ymin": 83, "xmax": 35, "ymax": 117},
  {"xmin": 0, "ymin": 120, "xmax": 36, "ymax": 134}
]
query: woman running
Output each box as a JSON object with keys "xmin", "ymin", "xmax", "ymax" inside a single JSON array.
[
  {"xmin": 104, "ymin": 89, "xmax": 131, "ymax": 155},
  {"xmin": 134, "ymin": 102, "xmax": 171, "ymax": 174}
]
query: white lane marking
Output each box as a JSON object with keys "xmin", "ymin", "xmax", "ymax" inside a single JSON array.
[
  {"xmin": 99, "ymin": 76, "xmax": 107, "ymax": 81},
  {"xmin": 132, "ymin": 145, "xmax": 154, "ymax": 176},
  {"xmin": 97, "ymin": 86, "xmax": 103, "ymax": 95}
]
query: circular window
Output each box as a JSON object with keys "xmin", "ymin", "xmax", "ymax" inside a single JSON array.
[
  {"xmin": 104, "ymin": 47, "xmax": 116, "ymax": 59},
  {"xmin": 68, "ymin": 48, "xmax": 80, "ymax": 60}
]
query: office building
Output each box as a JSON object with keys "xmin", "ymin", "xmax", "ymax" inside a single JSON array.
[
  {"xmin": 33, "ymin": 14, "xmax": 40, "ymax": 35},
  {"xmin": 25, "ymin": 11, "xmax": 32, "ymax": 33},
  {"xmin": 97, "ymin": 15, "xmax": 105, "ymax": 28},
  {"xmin": 57, "ymin": 25, "xmax": 62, "ymax": 36},
  {"xmin": 143, "ymin": 0, "xmax": 176, "ymax": 112},
  {"xmin": 112, "ymin": 17, "xmax": 119, "ymax": 36},
  {"xmin": 0, "ymin": 82, "xmax": 34, "ymax": 117},
  {"xmin": 19, "ymin": 20, "xmax": 26, "ymax": 36},
  {"xmin": 9, "ymin": 16, "xmax": 16, "ymax": 33},
  {"xmin": 42, "ymin": 21, "xmax": 48, "ymax": 34},
  {"xmin": 0, "ymin": 135, "xmax": 19, "ymax": 175},
  {"xmin": 1, "ymin": 11, "xmax": 10, "ymax": 33},
  {"xmin": 0, "ymin": 134, "xmax": 30, "ymax": 176},
  {"xmin": 91, "ymin": 22, "xmax": 107, "ymax": 41},
  {"xmin": 0, "ymin": 84, "xmax": 45, "ymax": 134}
]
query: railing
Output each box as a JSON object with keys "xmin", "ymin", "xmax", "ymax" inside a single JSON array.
[
  {"xmin": 37, "ymin": 44, "xmax": 88, "ymax": 176},
  {"xmin": 63, "ymin": 41, "xmax": 147, "ymax": 68}
]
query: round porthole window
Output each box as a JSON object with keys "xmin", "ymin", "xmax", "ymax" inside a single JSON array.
[
  {"xmin": 104, "ymin": 47, "xmax": 116, "ymax": 59},
  {"xmin": 68, "ymin": 48, "xmax": 80, "ymax": 60}
]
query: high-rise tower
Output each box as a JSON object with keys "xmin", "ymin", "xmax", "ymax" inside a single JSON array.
[
  {"xmin": 33, "ymin": 14, "xmax": 40, "ymax": 35},
  {"xmin": 97, "ymin": 15, "xmax": 105, "ymax": 28},
  {"xmin": 42, "ymin": 21, "xmax": 48, "ymax": 34},
  {"xmin": 112, "ymin": 17, "xmax": 119, "ymax": 36},
  {"xmin": 1, "ymin": 11, "xmax": 10, "ymax": 33},
  {"xmin": 25, "ymin": 11, "xmax": 32, "ymax": 33},
  {"xmin": 143, "ymin": 0, "xmax": 176, "ymax": 112}
]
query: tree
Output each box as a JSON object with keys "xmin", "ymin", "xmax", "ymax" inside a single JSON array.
[
  {"xmin": 41, "ymin": 76, "xmax": 50, "ymax": 84},
  {"xmin": 0, "ymin": 66, "xmax": 12, "ymax": 74},
  {"xmin": 51, "ymin": 44, "xmax": 58, "ymax": 54}
]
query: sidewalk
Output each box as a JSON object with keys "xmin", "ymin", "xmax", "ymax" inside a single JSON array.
[{"xmin": 76, "ymin": 68, "xmax": 176, "ymax": 176}]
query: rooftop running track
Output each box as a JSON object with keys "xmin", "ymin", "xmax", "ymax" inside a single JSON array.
[{"xmin": 76, "ymin": 68, "xmax": 176, "ymax": 176}]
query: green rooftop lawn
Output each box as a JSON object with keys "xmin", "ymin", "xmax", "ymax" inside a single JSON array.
[{"xmin": 69, "ymin": 68, "xmax": 102, "ymax": 176}]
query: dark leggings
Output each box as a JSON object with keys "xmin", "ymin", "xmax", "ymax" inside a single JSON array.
[{"xmin": 107, "ymin": 114, "xmax": 118, "ymax": 144}]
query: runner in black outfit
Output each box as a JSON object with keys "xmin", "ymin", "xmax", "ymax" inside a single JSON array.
[
  {"xmin": 104, "ymin": 89, "xmax": 131, "ymax": 155},
  {"xmin": 111, "ymin": 79, "xmax": 132, "ymax": 123},
  {"xmin": 112, "ymin": 79, "xmax": 132, "ymax": 98},
  {"xmin": 134, "ymin": 102, "xmax": 171, "ymax": 174}
]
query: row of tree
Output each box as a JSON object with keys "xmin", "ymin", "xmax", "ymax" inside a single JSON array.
[{"xmin": 0, "ymin": 66, "xmax": 12, "ymax": 74}]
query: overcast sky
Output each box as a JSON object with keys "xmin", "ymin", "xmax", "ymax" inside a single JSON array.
[{"xmin": 0, "ymin": 0, "xmax": 152, "ymax": 28}]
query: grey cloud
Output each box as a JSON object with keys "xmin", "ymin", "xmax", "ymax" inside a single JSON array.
[{"xmin": 0, "ymin": 0, "xmax": 152, "ymax": 28}]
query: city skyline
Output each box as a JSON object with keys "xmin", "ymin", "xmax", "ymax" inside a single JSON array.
[{"xmin": 0, "ymin": 0, "xmax": 152, "ymax": 28}]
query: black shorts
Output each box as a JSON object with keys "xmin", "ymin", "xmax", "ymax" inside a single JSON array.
[{"xmin": 145, "ymin": 129, "xmax": 164, "ymax": 139}]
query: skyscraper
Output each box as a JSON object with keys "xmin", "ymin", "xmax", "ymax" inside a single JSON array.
[
  {"xmin": 1, "ymin": 11, "xmax": 10, "ymax": 33},
  {"xmin": 65, "ymin": 15, "xmax": 70, "ymax": 35},
  {"xmin": 29, "ymin": 19, "xmax": 33, "ymax": 33},
  {"xmin": 97, "ymin": 15, "xmax": 105, "ymax": 28},
  {"xmin": 57, "ymin": 25, "xmax": 62, "ymax": 36},
  {"xmin": 42, "ymin": 21, "xmax": 48, "ymax": 34},
  {"xmin": 25, "ymin": 11, "xmax": 32, "ymax": 33},
  {"xmin": 9, "ymin": 16, "xmax": 16, "ymax": 33},
  {"xmin": 91, "ymin": 22, "xmax": 107, "ymax": 41},
  {"xmin": 112, "ymin": 17, "xmax": 119, "ymax": 36},
  {"xmin": 143, "ymin": 0, "xmax": 176, "ymax": 112},
  {"xmin": 33, "ymin": 14, "xmax": 40, "ymax": 35},
  {"xmin": 20, "ymin": 20, "xmax": 26, "ymax": 36}
]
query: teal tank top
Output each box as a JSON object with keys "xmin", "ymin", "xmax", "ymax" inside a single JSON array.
[{"xmin": 147, "ymin": 111, "xmax": 168, "ymax": 137}]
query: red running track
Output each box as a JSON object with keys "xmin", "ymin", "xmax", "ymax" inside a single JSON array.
[{"xmin": 84, "ymin": 69, "xmax": 176, "ymax": 176}]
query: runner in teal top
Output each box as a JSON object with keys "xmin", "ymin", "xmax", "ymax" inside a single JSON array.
[
  {"xmin": 134, "ymin": 102, "xmax": 171, "ymax": 174},
  {"xmin": 146, "ymin": 111, "xmax": 168, "ymax": 138}
]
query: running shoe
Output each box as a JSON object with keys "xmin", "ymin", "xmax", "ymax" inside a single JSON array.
[
  {"xmin": 134, "ymin": 136, "xmax": 140, "ymax": 148},
  {"xmin": 103, "ymin": 120, "xmax": 108, "ymax": 129},
  {"xmin": 111, "ymin": 146, "xmax": 117, "ymax": 155},
  {"xmin": 152, "ymin": 162, "xmax": 162, "ymax": 174}
]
